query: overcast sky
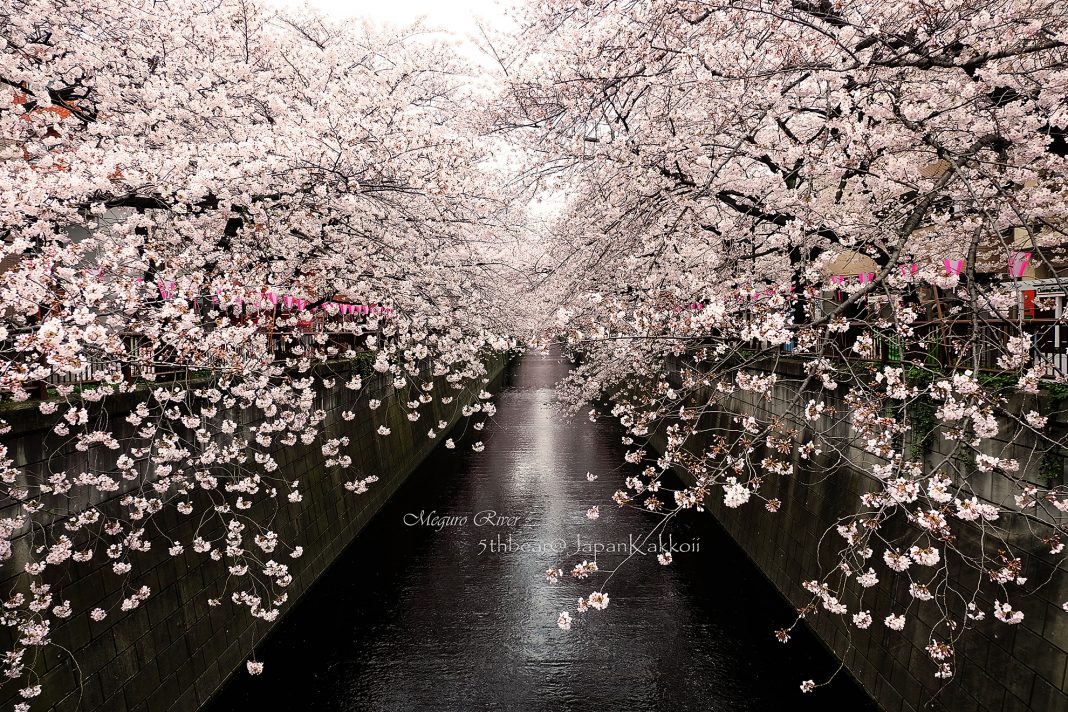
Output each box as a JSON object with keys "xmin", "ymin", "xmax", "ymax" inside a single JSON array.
[
  {"xmin": 275, "ymin": 0, "xmax": 515, "ymax": 35},
  {"xmin": 271, "ymin": 0, "xmax": 559, "ymax": 217}
]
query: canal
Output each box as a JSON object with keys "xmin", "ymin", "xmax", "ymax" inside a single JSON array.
[{"xmin": 206, "ymin": 350, "xmax": 876, "ymax": 711}]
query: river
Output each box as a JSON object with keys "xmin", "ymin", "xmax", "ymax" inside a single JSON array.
[{"xmin": 206, "ymin": 349, "xmax": 876, "ymax": 711}]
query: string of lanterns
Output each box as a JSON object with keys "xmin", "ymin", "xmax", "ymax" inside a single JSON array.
[{"xmin": 151, "ymin": 281, "xmax": 394, "ymax": 316}]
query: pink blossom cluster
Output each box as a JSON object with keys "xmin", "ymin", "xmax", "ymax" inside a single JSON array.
[
  {"xmin": 0, "ymin": 0, "xmax": 518, "ymax": 702},
  {"xmin": 504, "ymin": 0, "xmax": 1068, "ymax": 696}
]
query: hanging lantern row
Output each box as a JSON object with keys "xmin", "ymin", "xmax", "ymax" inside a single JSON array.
[
  {"xmin": 733, "ymin": 285, "xmax": 796, "ymax": 302},
  {"xmin": 829, "ymin": 253, "xmax": 1033, "ymax": 286},
  {"xmin": 150, "ymin": 281, "xmax": 394, "ymax": 316},
  {"xmin": 1008, "ymin": 252, "xmax": 1031, "ymax": 278},
  {"xmin": 674, "ymin": 285, "xmax": 796, "ymax": 312},
  {"xmin": 680, "ymin": 252, "xmax": 1036, "ymax": 313}
]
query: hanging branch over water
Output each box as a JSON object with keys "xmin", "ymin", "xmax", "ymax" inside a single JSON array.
[
  {"xmin": 0, "ymin": 0, "xmax": 525, "ymax": 705},
  {"xmin": 498, "ymin": 0, "xmax": 1068, "ymax": 694}
]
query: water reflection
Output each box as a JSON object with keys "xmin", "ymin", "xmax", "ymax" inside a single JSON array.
[{"xmin": 207, "ymin": 350, "xmax": 876, "ymax": 711}]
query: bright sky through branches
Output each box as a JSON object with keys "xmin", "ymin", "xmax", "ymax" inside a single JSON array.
[
  {"xmin": 275, "ymin": 0, "xmax": 515, "ymax": 36},
  {"xmin": 273, "ymin": 0, "xmax": 557, "ymax": 216}
]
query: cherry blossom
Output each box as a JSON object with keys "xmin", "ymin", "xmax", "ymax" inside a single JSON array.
[
  {"xmin": 0, "ymin": 0, "xmax": 519, "ymax": 701},
  {"xmin": 501, "ymin": 0, "xmax": 1068, "ymax": 691}
]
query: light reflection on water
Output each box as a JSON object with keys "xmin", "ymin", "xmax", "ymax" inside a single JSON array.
[{"xmin": 207, "ymin": 350, "xmax": 877, "ymax": 712}]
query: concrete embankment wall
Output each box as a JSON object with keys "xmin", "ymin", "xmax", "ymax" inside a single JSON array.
[
  {"xmin": 652, "ymin": 359, "xmax": 1068, "ymax": 712},
  {"xmin": 1, "ymin": 353, "xmax": 507, "ymax": 712}
]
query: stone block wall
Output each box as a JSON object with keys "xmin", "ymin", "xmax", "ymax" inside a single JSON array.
[
  {"xmin": 653, "ymin": 358, "xmax": 1068, "ymax": 712},
  {"xmin": 0, "ymin": 353, "xmax": 507, "ymax": 712}
]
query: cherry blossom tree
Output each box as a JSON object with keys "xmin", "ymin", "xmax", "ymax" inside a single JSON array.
[
  {"xmin": 500, "ymin": 0, "xmax": 1068, "ymax": 693},
  {"xmin": 0, "ymin": 0, "xmax": 520, "ymax": 705}
]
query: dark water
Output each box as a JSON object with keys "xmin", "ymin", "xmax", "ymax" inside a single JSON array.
[{"xmin": 207, "ymin": 350, "xmax": 877, "ymax": 711}]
